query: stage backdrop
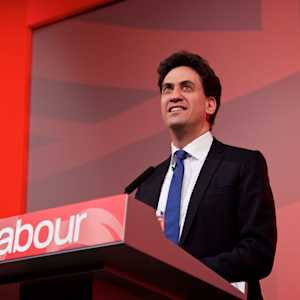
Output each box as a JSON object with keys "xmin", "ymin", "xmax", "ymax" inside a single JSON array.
[{"xmin": 1, "ymin": 0, "xmax": 300, "ymax": 299}]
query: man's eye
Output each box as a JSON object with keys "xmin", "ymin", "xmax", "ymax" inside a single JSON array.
[
  {"xmin": 162, "ymin": 86, "xmax": 172, "ymax": 94},
  {"xmin": 182, "ymin": 85, "xmax": 192, "ymax": 91}
]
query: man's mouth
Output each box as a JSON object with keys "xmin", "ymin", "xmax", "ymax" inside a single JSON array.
[{"xmin": 168, "ymin": 106, "xmax": 187, "ymax": 113}]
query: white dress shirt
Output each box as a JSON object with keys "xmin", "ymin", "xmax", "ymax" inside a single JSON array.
[{"xmin": 157, "ymin": 131, "xmax": 213, "ymax": 236}]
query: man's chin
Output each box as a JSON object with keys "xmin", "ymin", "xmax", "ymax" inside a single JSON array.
[{"xmin": 168, "ymin": 121, "xmax": 186, "ymax": 131}]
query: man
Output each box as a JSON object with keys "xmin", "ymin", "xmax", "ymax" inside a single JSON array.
[{"xmin": 135, "ymin": 51, "xmax": 277, "ymax": 299}]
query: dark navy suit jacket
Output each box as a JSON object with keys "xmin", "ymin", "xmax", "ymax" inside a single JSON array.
[{"xmin": 136, "ymin": 138, "xmax": 277, "ymax": 300}]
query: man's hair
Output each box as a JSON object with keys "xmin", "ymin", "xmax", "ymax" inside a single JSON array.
[{"xmin": 157, "ymin": 51, "xmax": 222, "ymax": 126}]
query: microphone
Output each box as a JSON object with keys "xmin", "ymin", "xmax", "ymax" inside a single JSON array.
[
  {"xmin": 171, "ymin": 161, "xmax": 176, "ymax": 170},
  {"xmin": 124, "ymin": 166, "xmax": 155, "ymax": 194}
]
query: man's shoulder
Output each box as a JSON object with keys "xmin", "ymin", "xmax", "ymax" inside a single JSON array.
[{"xmin": 213, "ymin": 138, "xmax": 265, "ymax": 163}]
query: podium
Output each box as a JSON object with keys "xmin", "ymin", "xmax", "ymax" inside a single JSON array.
[{"xmin": 0, "ymin": 194, "xmax": 246, "ymax": 299}]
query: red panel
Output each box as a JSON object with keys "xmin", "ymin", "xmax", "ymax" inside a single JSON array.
[
  {"xmin": 0, "ymin": 0, "xmax": 115, "ymax": 218},
  {"xmin": 0, "ymin": 194, "xmax": 126, "ymax": 262},
  {"xmin": 0, "ymin": 1, "xmax": 30, "ymax": 218},
  {"xmin": 27, "ymin": 0, "xmax": 115, "ymax": 28}
]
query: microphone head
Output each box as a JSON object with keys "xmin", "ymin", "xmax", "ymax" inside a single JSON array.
[{"xmin": 124, "ymin": 166, "xmax": 155, "ymax": 194}]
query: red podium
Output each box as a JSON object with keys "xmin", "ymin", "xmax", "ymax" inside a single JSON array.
[{"xmin": 0, "ymin": 194, "xmax": 246, "ymax": 300}]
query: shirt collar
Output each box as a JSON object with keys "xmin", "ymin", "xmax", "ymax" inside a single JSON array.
[{"xmin": 171, "ymin": 131, "xmax": 213, "ymax": 162}]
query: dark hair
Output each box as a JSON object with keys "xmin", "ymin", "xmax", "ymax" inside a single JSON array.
[{"xmin": 157, "ymin": 51, "xmax": 222, "ymax": 126}]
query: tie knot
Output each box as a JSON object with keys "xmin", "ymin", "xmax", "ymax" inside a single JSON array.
[{"xmin": 175, "ymin": 149, "xmax": 188, "ymax": 161}]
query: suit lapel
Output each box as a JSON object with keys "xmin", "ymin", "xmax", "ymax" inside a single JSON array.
[{"xmin": 179, "ymin": 139, "xmax": 225, "ymax": 245}]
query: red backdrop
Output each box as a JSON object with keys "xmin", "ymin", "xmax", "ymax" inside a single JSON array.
[
  {"xmin": 1, "ymin": 1, "xmax": 300, "ymax": 299},
  {"xmin": 0, "ymin": 0, "xmax": 111, "ymax": 217}
]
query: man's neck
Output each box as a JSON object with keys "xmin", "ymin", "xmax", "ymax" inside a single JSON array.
[{"xmin": 170, "ymin": 127, "xmax": 211, "ymax": 149}]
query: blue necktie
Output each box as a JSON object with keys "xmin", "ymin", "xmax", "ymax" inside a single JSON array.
[{"xmin": 164, "ymin": 150, "xmax": 188, "ymax": 244}]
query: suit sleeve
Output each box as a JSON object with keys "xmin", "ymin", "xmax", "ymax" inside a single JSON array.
[{"xmin": 201, "ymin": 151, "xmax": 277, "ymax": 282}]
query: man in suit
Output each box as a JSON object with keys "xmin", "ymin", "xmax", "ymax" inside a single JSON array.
[{"xmin": 135, "ymin": 51, "xmax": 277, "ymax": 299}]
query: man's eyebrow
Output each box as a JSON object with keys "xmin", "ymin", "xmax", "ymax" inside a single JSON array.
[
  {"xmin": 162, "ymin": 80, "xmax": 194, "ymax": 86},
  {"xmin": 180, "ymin": 80, "xmax": 195, "ymax": 86},
  {"xmin": 162, "ymin": 82, "xmax": 174, "ymax": 88}
]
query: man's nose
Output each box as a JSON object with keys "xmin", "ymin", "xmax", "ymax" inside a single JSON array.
[{"xmin": 170, "ymin": 87, "xmax": 182, "ymax": 100}]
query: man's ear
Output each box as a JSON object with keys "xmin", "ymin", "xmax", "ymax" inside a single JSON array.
[{"xmin": 205, "ymin": 97, "xmax": 217, "ymax": 116}]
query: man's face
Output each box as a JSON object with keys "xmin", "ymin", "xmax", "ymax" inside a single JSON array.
[{"xmin": 160, "ymin": 66, "xmax": 215, "ymax": 134}]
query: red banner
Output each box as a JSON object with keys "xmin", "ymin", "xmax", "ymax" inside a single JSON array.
[{"xmin": 0, "ymin": 194, "xmax": 127, "ymax": 261}]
